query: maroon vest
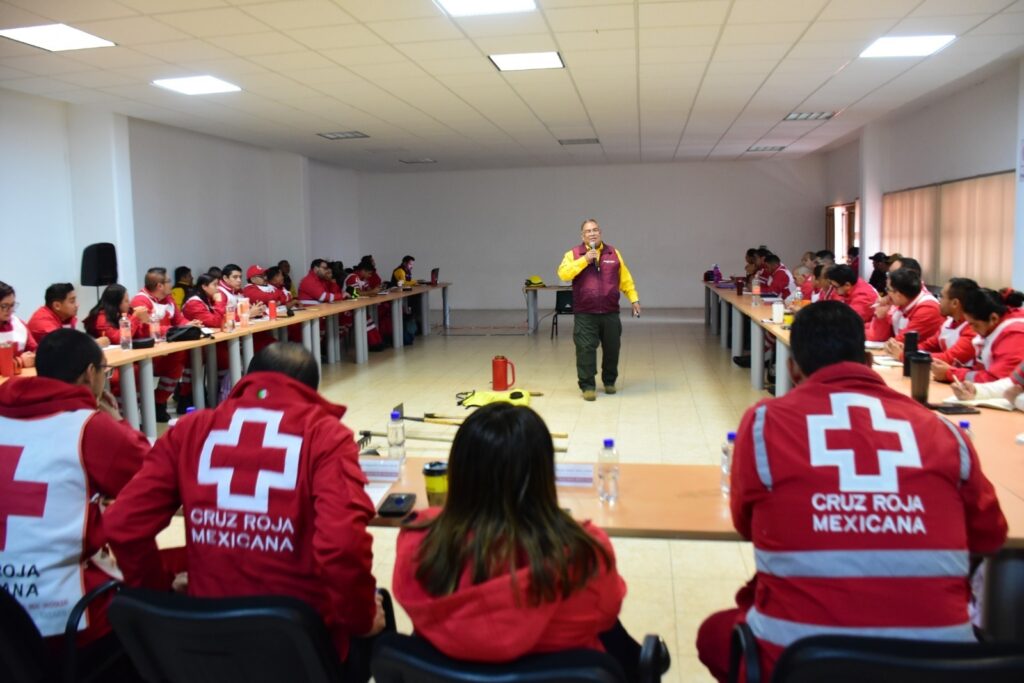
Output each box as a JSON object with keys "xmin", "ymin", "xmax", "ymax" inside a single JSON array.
[{"xmin": 571, "ymin": 243, "xmax": 622, "ymax": 314}]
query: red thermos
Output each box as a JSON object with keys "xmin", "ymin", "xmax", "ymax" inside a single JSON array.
[{"xmin": 492, "ymin": 355, "xmax": 516, "ymax": 391}]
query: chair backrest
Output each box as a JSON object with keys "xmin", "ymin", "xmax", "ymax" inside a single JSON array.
[
  {"xmin": 107, "ymin": 588, "xmax": 344, "ymax": 683},
  {"xmin": 0, "ymin": 588, "xmax": 51, "ymax": 683},
  {"xmin": 555, "ymin": 290, "xmax": 574, "ymax": 313},
  {"xmin": 772, "ymin": 635, "xmax": 1024, "ymax": 683},
  {"xmin": 984, "ymin": 548, "xmax": 1024, "ymax": 643},
  {"xmin": 371, "ymin": 632, "xmax": 625, "ymax": 683}
]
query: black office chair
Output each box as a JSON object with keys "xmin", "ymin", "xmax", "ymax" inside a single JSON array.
[
  {"xmin": 107, "ymin": 587, "xmax": 346, "ymax": 683},
  {"xmin": 984, "ymin": 548, "xmax": 1024, "ymax": 643},
  {"xmin": 551, "ymin": 290, "xmax": 574, "ymax": 339},
  {"xmin": 371, "ymin": 632, "xmax": 669, "ymax": 683},
  {"xmin": 771, "ymin": 634, "xmax": 1024, "ymax": 682}
]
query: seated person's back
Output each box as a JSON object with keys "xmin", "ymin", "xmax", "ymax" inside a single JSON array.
[
  {"xmin": 104, "ymin": 343, "xmax": 379, "ymax": 664},
  {"xmin": 393, "ymin": 403, "xmax": 632, "ymax": 667}
]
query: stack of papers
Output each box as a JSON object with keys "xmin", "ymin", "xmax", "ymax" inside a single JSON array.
[{"xmin": 943, "ymin": 396, "xmax": 1014, "ymax": 412}]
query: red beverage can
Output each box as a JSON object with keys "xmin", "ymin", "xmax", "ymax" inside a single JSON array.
[{"xmin": 268, "ymin": 301, "xmax": 278, "ymax": 320}]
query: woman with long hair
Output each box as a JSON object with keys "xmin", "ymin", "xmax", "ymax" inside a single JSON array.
[
  {"xmin": 84, "ymin": 283, "xmax": 150, "ymax": 345},
  {"xmin": 934, "ymin": 287, "xmax": 1024, "ymax": 384},
  {"xmin": 392, "ymin": 403, "xmax": 643, "ymax": 676}
]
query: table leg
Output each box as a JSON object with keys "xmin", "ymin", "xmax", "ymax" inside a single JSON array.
[
  {"xmin": 354, "ymin": 310, "xmax": 368, "ymax": 364},
  {"xmin": 302, "ymin": 319, "xmax": 313, "ymax": 353},
  {"xmin": 120, "ymin": 361, "xmax": 140, "ymax": 430},
  {"xmin": 419, "ymin": 291, "xmax": 430, "ymax": 336},
  {"xmin": 241, "ymin": 334, "xmax": 254, "ymax": 371},
  {"xmin": 331, "ymin": 316, "xmax": 341, "ymax": 362},
  {"xmin": 750, "ymin": 325, "xmax": 765, "ymax": 390},
  {"xmin": 326, "ymin": 315, "xmax": 338, "ymax": 365},
  {"xmin": 205, "ymin": 345, "xmax": 218, "ymax": 407},
  {"xmin": 442, "ymin": 286, "xmax": 450, "ymax": 330},
  {"xmin": 719, "ymin": 301, "xmax": 730, "ymax": 349},
  {"xmin": 228, "ymin": 338, "xmax": 242, "ymax": 386},
  {"xmin": 527, "ymin": 289, "xmax": 538, "ymax": 334},
  {"xmin": 310, "ymin": 319, "xmax": 322, "ymax": 365},
  {"xmin": 710, "ymin": 292, "xmax": 720, "ymax": 335},
  {"xmin": 776, "ymin": 339, "xmax": 792, "ymax": 396},
  {"xmin": 732, "ymin": 306, "xmax": 743, "ymax": 358},
  {"xmin": 139, "ymin": 358, "xmax": 157, "ymax": 439},
  {"xmin": 391, "ymin": 300, "xmax": 403, "ymax": 350},
  {"xmin": 705, "ymin": 287, "xmax": 711, "ymax": 327},
  {"xmin": 190, "ymin": 347, "xmax": 205, "ymax": 410}
]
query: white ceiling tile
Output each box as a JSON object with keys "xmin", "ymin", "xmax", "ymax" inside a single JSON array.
[
  {"xmin": 969, "ymin": 12, "xmax": 1024, "ymax": 36},
  {"xmin": 455, "ymin": 13, "xmax": 550, "ymax": 37},
  {"xmin": 232, "ymin": 72, "xmax": 322, "ymax": 98},
  {"xmin": 6, "ymin": 0, "xmax": 136, "ymax": 22},
  {"xmin": 240, "ymin": 0, "xmax": 355, "ymax": 30},
  {"xmin": 714, "ymin": 43, "xmax": 791, "ymax": 61},
  {"xmin": 134, "ymin": 39, "xmax": 235, "ymax": 62},
  {"xmin": 802, "ymin": 18, "xmax": 895, "ymax": 42},
  {"xmin": 638, "ymin": 1, "xmax": 730, "ymax": 27},
  {"xmin": 119, "ymin": 1, "xmax": 226, "ymax": 13},
  {"xmin": 368, "ymin": 17, "xmax": 462, "ymax": 43},
  {"xmin": 395, "ymin": 39, "xmax": 480, "ymax": 61},
  {"xmin": 785, "ymin": 40, "xmax": 865, "ymax": 59},
  {"xmin": 285, "ymin": 24, "xmax": 383, "ymax": 50},
  {"xmin": 819, "ymin": 0, "xmax": 922, "ymax": 21},
  {"xmin": 1, "ymin": 53, "xmax": 93, "ymax": 75},
  {"xmin": 75, "ymin": 16, "xmax": 192, "ymax": 46},
  {"xmin": 563, "ymin": 47, "xmax": 635, "ymax": 67},
  {"xmin": 0, "ymin": 2, "xmax": 50, "ymax": 27},
  {"xmin": 1003, "ymin": 0, "xmax": 1024, "ymax": 11},
  {"xmin": 67, "ymin": 47, "xmax": 165, "ymax": 70},
  {"xmin": 47, "ymin": 88, "xmax": 125, "ymax": 104},
  {"xmin": 640, "ymin": 25, "xmax": 720, "ymax": 47},
  {"xmin": 911, "ymin": 0, "xmax": 1012, "ymax": 15},
  {"xmin": 249, "ymin": 50, "xmax": 338, "ymax": 72},
  {"xmin": 333, "ymin": 0, "xmax": 443, "ymax": 22},
  {"xmin": 418, "ymin": 57, "xmax": 495, "ymax": 76},
  {"xmin": 730, "ymin": 0, "xmax": 829, "ymax": 24},
  {"xmin": 890, "ymin": 14, "xmax": 991, "ymax": 35},
  {"xmin": 0, "ymin": 64, "xmax": 30, "ymax": 79},
  {"xmin": 109, "ymin": 63, "xmax": 194, "ymax": 81},
  {"xmin": 209, "ymin": 32, "xmax": 308, "ymax": 56},
  {"xmin": 321, "ymin": 44, "xmax": 407, "ymax": 66},
  {"xmin": 720, "ymin": 22, "xmax": 808, "ymax": 45},
  {"xmin": 639, "ymin": 45, "xmax": 714, "ymax": 64},
  {"xmin": 555, "ymin": 29, "xmax": 635, "ymax": 51},
  {"xmin": 154, "ymin": 8, "xmax": 270, "ymax": 37},
  {"xmin": 287, "ymin": 66, "xmax": 361, "ymax": 86},
  {"xmin": 545, "ymin": 5, "xmax": 635, "ymax": 32},
  {"xmin": 1, "ymin": 75, "xmax": 82, "ymax": 94},
  {"xmin": 706, "ymin": 59, "xmax": 778, "ymax": 76},
  {"xmin": 175, "ymin": 57, "xmax": 269, "ymax": 79},
  {"xmin": 347, "ymin": 60, "xmax": 426, "ymax": 80},
  {"xmin": 471, "ymin": 33, "xmax": 558, "ymax": 54}
]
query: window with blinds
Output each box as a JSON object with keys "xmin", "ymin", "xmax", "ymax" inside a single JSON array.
[{"xmin": 880, "ymin": 171, "xmax": 1014, "ymax": 287}]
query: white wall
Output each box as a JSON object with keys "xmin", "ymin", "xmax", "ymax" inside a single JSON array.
[
  {"xmin": 0, "ymin": 89, "xmax": 77, "ymax": 313},
  {"xmin": 883, "ymin": 64, "xmax": 1017, "ymax": 192},
  {"xmin": 129, "ymin": 120, "xmax": 311, "ymax": 281},
  {"xmin": 356, "ymin": 160, "xmax": 827, "ymax": 309},
  {"xmin": 825, "ymin": 140, "xmax": 860, "ymax": 205},
  {"xmin": 309, "ymin": 161, "xmax": 360, "ymax": 265}
]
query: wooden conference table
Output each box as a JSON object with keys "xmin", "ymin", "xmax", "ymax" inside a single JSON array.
[
  {"xmin": 0, "ymin": 283, "xmax": 451, "ymax": 439},
  {"xmin": 523, "ymin": 284, "xmax": 571, "ymax": 334}
]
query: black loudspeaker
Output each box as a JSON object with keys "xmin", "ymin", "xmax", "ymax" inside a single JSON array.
[{"xmin": 81, "ymin": 243, "xmax": 118, "ymax": 286}]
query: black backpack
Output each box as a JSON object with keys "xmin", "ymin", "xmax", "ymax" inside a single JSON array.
[{"xmin": 166, "ymin": 325, "xmax": 210, "ymax": 343}]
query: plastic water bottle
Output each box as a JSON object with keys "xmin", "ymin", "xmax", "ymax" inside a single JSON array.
[
  {"xmin": 721, "ymin": 432, "xmax": 736, "ymax": 495},
  {"xmin": 119, "ymin": 314, "xmax": 132, "ymax": 350},
  {"xmin": 959, "ymin": 421, "xmax": 974, "ymax": 441},
  {"xmin": 224, "ymin": 302, "xmax": 236, "ymax": 332},
  {"xmin": 598, "ymin": 438, "xmax": 619, "ymax": 505},
  {"xmin": 387, "ymin": 410, "xmax": 405, "ymax": 461},
  {"xmin": 712, "ymin": 264, "xmax": 722, "ymax": 283}
]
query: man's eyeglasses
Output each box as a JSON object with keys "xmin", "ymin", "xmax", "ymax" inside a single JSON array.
[
  {"xmin": 97, "ymin": 363, "xmax": 114, "ymax": 380},
  {"xmin": 0, "ymin": 302, "xmax": 17, "ymax": 312}
]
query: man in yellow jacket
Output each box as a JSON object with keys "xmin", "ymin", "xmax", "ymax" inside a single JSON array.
[{"xmin": 557, "ymin": 219, "xmax": 640, "ymax": 401}]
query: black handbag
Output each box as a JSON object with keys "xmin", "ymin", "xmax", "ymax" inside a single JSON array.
[{"xmin": 166, "ymin": 325, "xmax": 208, "ymax": 343}]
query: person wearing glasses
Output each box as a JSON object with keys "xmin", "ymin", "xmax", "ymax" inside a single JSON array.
[
  {"xmin": 0, "ymin": 329, "xmax": 153, "ymax": 677},
  {"xmin": 0, "ymin": 280, "xmax": 37, "ymax": 369}
]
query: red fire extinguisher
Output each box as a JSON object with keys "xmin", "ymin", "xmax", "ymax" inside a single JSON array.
[{"xmin": 492, "ymin": 355, "xmax": 516, "ymax": 391}]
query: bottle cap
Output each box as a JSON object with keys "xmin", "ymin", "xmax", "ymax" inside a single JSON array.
[
  {"xmin": 391, "ymin": 410, "xmax": 401, "ymax": 420},
  {"xmin": 959, "ymin": 421, "xmax": 970, "ymax": 430},
  {"xmin": 186, "ymin": 407, "xmax": 196, "ymax": 413},
  {"xmin": 603, "ymin": 438, "xmax": 614, "ymax": 448},
  {"xmin": 727, "ymin": 431, "xmax": 737, "ymax": 441}
]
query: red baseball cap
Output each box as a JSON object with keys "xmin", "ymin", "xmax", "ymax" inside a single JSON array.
[{"xmin": 246, "ymin": 265, "xmax": 266, "ymax": 280}]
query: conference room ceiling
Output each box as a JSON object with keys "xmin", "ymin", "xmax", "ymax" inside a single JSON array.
[{"xmin": 2, "ymin": 0, "xmax": 1023, "ymax": 172}]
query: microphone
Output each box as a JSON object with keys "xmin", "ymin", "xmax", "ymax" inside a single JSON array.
[{"xmin": 589, "ymin": 241, "xmax": 600, "ymax": 272}]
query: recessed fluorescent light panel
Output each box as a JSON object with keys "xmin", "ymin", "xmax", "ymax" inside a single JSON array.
[
  {"xmin": 399, "ymin": 158, "xmax": 437, "ymax": 164},
  {"xmin": 558, "ymin": 138, "xmax": 600, "ymax": 145},
  {"xmin": 784, "ymin": 112, "xmax": 834, "ymax": 121},
  {"xmin": 436, "ymin": 0, "xmax": 536, "ymax": 17},
  {"xmin": 860, "ymin": 35, "xmax": 955, "ymax": 58},
  {"xmin": 490, "ymin": 51, "xmax": 564, "ymax": 72},
  {"xmin": 748, "ymin": 145, "xmax": 786, "ymax": 152},
  {"xmin": 153, "ymin": 75, "xmax": 240, "ymax": 95},
  {"xmin": 317, "ymin": 131, "xmax": 369, "ymax": 140},
  {"xmin": 0, "ymin": 23, "xmax": 114, "ymax": 51}
]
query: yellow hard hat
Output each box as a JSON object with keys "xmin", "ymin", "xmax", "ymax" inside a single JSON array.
[{"xmin": 525, "ymin": 275, "xmax": 544, "ymax": 287}]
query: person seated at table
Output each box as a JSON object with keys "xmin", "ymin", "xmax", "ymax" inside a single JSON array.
[
  {"xmin": 868, "ymin": 251, "xmax": 888, "ymax": 294},
  {"xmin": 814, "ymin": 249, "xmax": 835, "ymax": 267},
  {"xmin": 264, "ymin": 266, "xmax": 293, "ymax": 304},
  {"xmin": 794, "ymin": 251, "xmax": 816, "ymax": 298},
  {"xmin": 344, "ymin": 259, "xmax": 386, "ymax": 350},
  {"xmin": 206, "ymin": 266, "xmax": 222, "ymax": 280},
  {"xmin": 752, "ymin": 248, "xmax": 771, "ymax": 289},
  {"xmin": 866, "ymin": 267, "xmax": 943, "ymax": 343},
  {"xmin": 84, "ymin": 283, "xmax": 152, "ymax": 345},
  {"xmin": 885, "ymin": 278, "xmax": 978, "ymax": 367},
  {"xmin": 0, "ymin": 280, "xmax": 37, "ymax": 368},
  {"xmin": 808, "ymin": 264, "xmax": 836, "ymax": 303},
  {"xmin": 178, "ymin": 273, "xmax": 229, "ymax": 405},
  {"xmin": 953, "ymin": 359, "xmax": 1024, "ymax": 411},
  {"xmin": 132, "ymin": 267, "xmax": 194, "ymax": 421},
  {"xmin": 242, "ymin": 264, "xmax": 288, "ymax": 315},
  {"xmin": 696, "ymin": 301, "xmax": 1007, "ymax": 683},
  {"xmin": 846, "ymin": 246, "xmax": 860, "ymax": 272},
  {"xmin": 299, "ymin": 258, "xmax": 345, "ymax": 305},
  {"xmin": 170, "ymin": 266, "xmax": 193, "ymax": 309},
  {"xmin": 763, "ymin": 254, "xmax": 795, "ymax": 299},
  {"xmin": 827, "ymin": 264, "xmax": 878, "ymax": 323},
  {"xmin": 218, "ymin": 264, "xmax": 266, "ymax": 320},
  {"xmin": 391, "ymin": 255, "xmax": 417, "ymax": 286},
  {"xmin": 0, "ymin": 329, "xmax": 155, "ymax": 677},
  {"xmin": 933, "ymin": 288, "xmax": 1024, "ymax": 385},
  {"xmin": 393, "ymin": 403, "xmax": 646, "ymax": 679},
  {"xmin": 743, "ymin": 248, "xmax": 759, "ymax": 284},
  {"xmin": 27, "ymin": 282, "xmax": 83, "ymax": 345},
  {"xmin": 361, "ymin": 254, "xmax": 383, "ymax": 290},
  {"xmin": 277, "ymin": 259, "xmax": 296, "ymax": 298},
  {"xmin": 104, "ymin": 342, "xmax": 386, "ymax": 682}
]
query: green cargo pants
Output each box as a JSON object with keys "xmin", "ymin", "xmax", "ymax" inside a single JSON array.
[{"xmin": 573, "ymin": 312, "xmax": 622, "ymax": 391}]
